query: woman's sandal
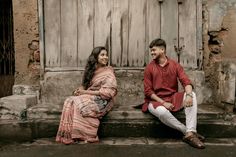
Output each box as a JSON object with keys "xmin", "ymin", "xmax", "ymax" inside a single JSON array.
[{"xmin": 183, "ymin": 134, "xmax": 205, "ymax": 149}]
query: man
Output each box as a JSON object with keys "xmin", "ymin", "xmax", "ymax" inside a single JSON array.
[{"xmin": 142, "ymin": 38, "xmax": 205, "ymax": 149}]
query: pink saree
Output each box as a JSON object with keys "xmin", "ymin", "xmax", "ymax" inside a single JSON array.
[{"xmin": 56, "ymin": 66, "xmax": 117, "ymax": 144}]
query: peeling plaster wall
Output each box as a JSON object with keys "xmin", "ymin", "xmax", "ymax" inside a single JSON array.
[
  {"xmin": 11, "ymin": 0, "xmax": 236, "ymax": 111},
  {"xmin": 203, "ymin": 0, "xmax": 236, "ymax": 110},
  {"xmin": 12, "ymin": 0, "xmax": 40, "ymax": 85},
  {"xmin": 222, "ymin": 8, "xmax": 236, "ymax": 59}
]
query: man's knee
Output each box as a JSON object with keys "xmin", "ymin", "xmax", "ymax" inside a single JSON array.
[
  {"xmin": 156, "ymin": 106, "xmax": 169, "ymax": 117},
  {"xmin": 148, "ymin": 105, "xmax": 169, "ymax": 118}
]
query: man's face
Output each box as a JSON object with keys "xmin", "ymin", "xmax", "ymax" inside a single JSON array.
[{"xmin": 150, "ymin": 46, "xmax": 165, "ymax": 60}]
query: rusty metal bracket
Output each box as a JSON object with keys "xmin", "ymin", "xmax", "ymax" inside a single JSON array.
[
  {"xmin": 177, "ymin": 0, "xmax": 185, "ymax": 4},
  {"xmin": 158, "ymin": 0, "xmax": 164, "ymax": 4},
  {"xmin": 173, "ymin": 37, "xmax": 185, "ymax": 56},
  {"xmin": 179, "ymin": 37, "xmax": 185, "ymax": 54}
]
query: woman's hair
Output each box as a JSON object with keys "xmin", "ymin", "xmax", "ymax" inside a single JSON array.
[{"xmin": 82, "ymin": 46, "xmax": 107, "ymax": 89}]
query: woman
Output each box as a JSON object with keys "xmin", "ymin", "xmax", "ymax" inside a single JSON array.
[{"xmin": 56, "ymin": 46, "xmax": 117, "ymax": 144}]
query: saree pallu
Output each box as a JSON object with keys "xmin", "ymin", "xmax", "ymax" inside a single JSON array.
[{"xmin": 56, "ymin": 66, "xmax": 117, "ymax": 144}]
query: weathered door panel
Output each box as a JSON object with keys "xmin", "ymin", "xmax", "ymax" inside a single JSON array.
[
  {"xmin": 147, "ymin": 0, "xmax": 161, "ymax": 47},
  {"xmin": 44, "ymin": 0, "xmax": 61, "ymax": 67},
  {"xmin": 77, "ymin": 0, "xmax": 94, "ymax": 67},
  {"xmin": 147, "ymin": 0, "xmax": 161, "ymax": 63},
  {"xmin": 111, "ymin": 0, "xmax": 129, "ymax": 67},
  {"xmin": 128, "ymin": 0, "xmax": 146, "ymax": 67},
  {"xmin": 179, "ymin": 0, "xmax": 197, "ymax": 69},
  {"xmin": 61, "ymin": 0, "xmax": 78, "ymax": 67},
  {"xmin": 43, "ymin": 0, "xmax": 201, "ymax": 69},
  {"xmin": 94, "ymin": 0, "xmax": 112, "ymax": 49},
  {"xmin": 161, "ymin": 0, "xmax": 179, "ymax": 61}
]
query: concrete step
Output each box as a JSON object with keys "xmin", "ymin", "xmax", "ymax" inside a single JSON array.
[
  {"xmin": 26, "ymin": 103, "xmax": 226, "ymax": 120},
  {"xmin": 1, "ymin": 138, "xmax": 236, "ymax": 157},
  {"xmin": 1, "ymin": 137, "xmax": 236, "ymax": 147},
  {"xmin": 1, "ymin": 104, "xmax": 236, "ymax": 143}
]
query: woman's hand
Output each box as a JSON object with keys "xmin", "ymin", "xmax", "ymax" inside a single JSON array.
[
  {"xmin": 73, "ymin": 86, "xmax": 86, "ymax": 96},
  {"xmin": 73, "ymin": 88, "xmax": 100, "ymax": 96},
  {"xmin": 73, "ymin": 89, "xmax": 86, "ymax": 96}
]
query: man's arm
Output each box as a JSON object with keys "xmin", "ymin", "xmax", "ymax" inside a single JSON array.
[
  {"xmin": 143, "ymin": 66, "xmax": 155, "ymax": 97},
  {"xmin": 176, "ymin": 63, "xmax": 194, "ymax": 108},
  {"xmin": 176, "ymin": 63, "xmax": 192, "ymax": 88}
]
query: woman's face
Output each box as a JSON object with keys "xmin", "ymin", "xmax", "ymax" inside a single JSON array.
[{"xmin": 97, "ymin": 50, "xmax": 108, "ymax": 66}]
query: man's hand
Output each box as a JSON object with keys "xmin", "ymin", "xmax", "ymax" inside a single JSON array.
[
  {"xmin": 163, "ymin": 102, "xmax": 175, "ymax": 110},
  {"xmin": 183, "ymin": 95, "xmax": 193, "ymax": 107}
]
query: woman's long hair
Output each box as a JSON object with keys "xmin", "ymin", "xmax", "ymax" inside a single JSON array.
[{"xmin": 82, "ymin": 46, "xmax": 107, "ymax": 89}]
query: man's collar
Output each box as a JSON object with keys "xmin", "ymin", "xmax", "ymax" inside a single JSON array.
[{"xmin": 154, "ymin": 56, "xmax": 169, "ymax": 67}]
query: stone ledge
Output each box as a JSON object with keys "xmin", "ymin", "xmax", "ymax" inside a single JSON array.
[
  {"xmin": 13, "ymin": 85, "xmax": 40, "ymax": 96},
  {"xmin": 0, "ymin": 95, "xmax": 37, "ymax": 120},
  {"xmin": 1, "ymin": 103, "xmax": 232, "ymax": 143},
  {"xmin": 0, "ymin": 115, "xmax": 236, "ymax": 143},
  {"xmin": 27, "ymin": 104, "xmax": 226, "ymax": 121}
]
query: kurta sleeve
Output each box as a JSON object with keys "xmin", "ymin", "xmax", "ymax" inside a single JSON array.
[
  {"xmin": 99, "ymin": 70, "xmax": 117, "ymax": 100},
  {"xmin": 176, "ymin": 63, "xmax": 192, "ymax": 88},
  {"xmin": 144, "ymin": 65, "xmax": 155, "ymax": 98}
]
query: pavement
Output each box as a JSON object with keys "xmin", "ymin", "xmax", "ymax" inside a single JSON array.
[{"xmin": 1, "ymin": 137, "xmax": 236, "ymax": 157}]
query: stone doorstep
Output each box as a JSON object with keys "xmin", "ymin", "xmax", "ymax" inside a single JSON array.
[
  {"xmin": 26, "ymin": 103, "xmax": 226, "ymax": 121},
  {"xmin": 1, "ymin": 103, "xmax": 234, "ymax": 143},
  {"xmin": 0, "ymin": 118, "xmax": 236, "ymax": 144},
  {"xmin": 0, "ymin": 95, "xmax": 38, "ymax": 120}
]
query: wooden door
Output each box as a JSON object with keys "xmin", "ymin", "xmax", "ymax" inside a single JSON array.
[
  {"xmin": 0, "ymin": 0, "xmax": 15, "ymax": 98},
  {"xmin": 42, "ymin": 0, "xmax": 202, "ymax": 70}
]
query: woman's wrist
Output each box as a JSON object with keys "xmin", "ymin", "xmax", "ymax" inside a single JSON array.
[{"xmin": 87, "ymin": 90, "xmax": 100, "ymax": 96}]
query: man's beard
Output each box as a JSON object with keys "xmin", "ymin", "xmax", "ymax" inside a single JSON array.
[{"xmin": 153, "ymin": 54, "xmax": 161, "ymax": 62}]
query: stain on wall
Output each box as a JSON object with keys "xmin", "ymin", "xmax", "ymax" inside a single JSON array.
[
  {"xmin": 203, "ymin": 0, "xmax": 236, "ymax": 110},
  {"xmin": 13, "ymin": 0, "xmax": 39, "ymax": 85}
]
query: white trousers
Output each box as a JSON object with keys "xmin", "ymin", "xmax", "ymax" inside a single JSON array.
[{"xmin": 148, "ymin": 92, "xmax": 197, "ymax": 134}]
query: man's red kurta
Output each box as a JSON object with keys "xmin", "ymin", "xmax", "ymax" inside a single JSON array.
[{"xmin": 142, "ymin": 58, "xmax": 192, "ymax": 112}]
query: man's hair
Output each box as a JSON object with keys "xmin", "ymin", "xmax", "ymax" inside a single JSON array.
[{"xmin": 149, "ymin": 38, "xmax": 166, "ymax": 49}]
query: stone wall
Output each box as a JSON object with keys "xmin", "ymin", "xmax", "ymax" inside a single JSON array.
[
  {"xmin": 10, "ymin": 0, "xmax": 236, "ymax": 112},
  {"xmin": 202, "ymin": 0, "xmax": 236, "ymax": 111},
  {"xmin": 40, "ymin": 70, "xmax": 206, "ymax": 110},
  {"xmin": 12, "ymin": 0, "xmax": 40, "ymax": 86}
]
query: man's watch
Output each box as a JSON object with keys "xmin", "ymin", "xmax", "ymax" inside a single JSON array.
[{"xmin": 186, "ymin": 93, "xmax": 193, "ymax": 98}]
